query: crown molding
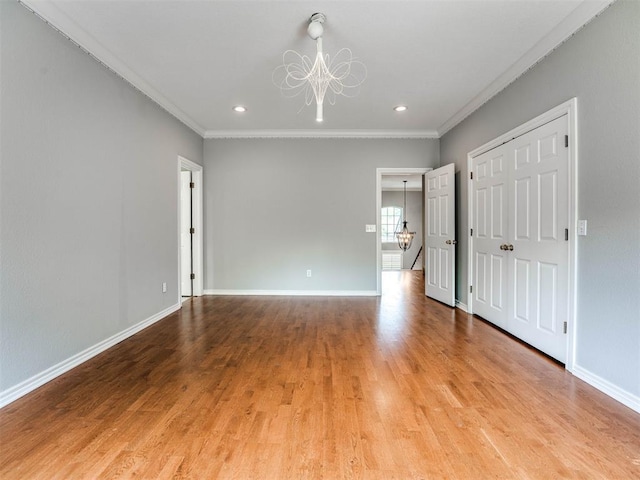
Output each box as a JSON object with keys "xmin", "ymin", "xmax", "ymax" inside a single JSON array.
[
  {"xmin": 204, "ymin": 129, "xmax": 439, "ymax": 139},
  {"xmin": 437, "ymin": 0, "xmax": 615, "ymax": 136},
  {"xmin": 21, "ymin": 0, "xmax": 611, "ymax": 141},
  {"xmin": 19, "ymin": 0, "xmax": 206, "ymax": 137},
  {"xmin": 20, "ymin": 0, "xmax": 435, "ymax": 141}
]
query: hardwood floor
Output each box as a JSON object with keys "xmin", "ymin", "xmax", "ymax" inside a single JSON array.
[{"xmin": 1, "ymin": 271, "xmax": 639, "ymax": 479}]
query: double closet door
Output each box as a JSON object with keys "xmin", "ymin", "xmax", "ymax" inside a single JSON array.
[{"xmin": 472, "ymin": 115, "xmax": 569, "ymax": 363}]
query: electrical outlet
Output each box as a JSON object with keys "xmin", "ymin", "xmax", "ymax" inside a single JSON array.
[
  {"xmin": 306, "ymin": 269, "xmax": 312, "ymax": 278},
  {"xmin": 162, "ymin": 282, "xmax": 167, "ymax": 293}
]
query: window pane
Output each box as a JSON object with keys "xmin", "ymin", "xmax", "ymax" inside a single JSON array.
[{"xmin": 381, "ymin": 206, "xmax": 403, "ymax": 242}]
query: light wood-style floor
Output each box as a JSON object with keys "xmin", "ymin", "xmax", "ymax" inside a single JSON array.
[{"xmin": 1, "ymin": 271, "xmax": 639, "ymax": 479}]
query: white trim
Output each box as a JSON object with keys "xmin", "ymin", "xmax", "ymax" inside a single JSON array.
[
  {"xmin": 204, "ymin": 289, "xmax": 378, "ymax": 297},
  {"xmin": 20, "ymin": 0, "xmax": 611, "ymax": 141},
  {"xmin": 467, "ymin": 99, "xmax": 578, "ymax": 158},
  {"xmin": 565, "ymin": 101, "xmax": 579, "ymax": 374},
  {"xmin": 19, "ymin": 0, "xmax": 205, "ymax": 136},
  {"xmin": 438, "ymin": 1, "xmax": 613, "ymax": 135},
  {"xmin": 178, "ymin": 156, "xmax": 204, "ymax": 298},
  {"xmin": 455, "ymin": 300, "xmax": 468, "ymax": 313},
  {"xmin": 376, "ymin": 167, "xmax": 432, "ymax": 295},
  {"xmin": 467, "ymin": 151, "xmax": 473, "ymax": 318},
  {"xmin": 572, "ymin": 365, "xmax": 640, "ymax": 414},
  {"xmin": 466, "ymin": 98, "xmax": 578, "ymax": 371},
  {"xmin": 0, "ymin": 303, "xmax": 180, "ymax": 409},
  {"xmin": 179, "ymin": 156, "xmax": 201, "ymax": 171},
  {"xmin": 204, "ymin": 129, "xmax": 439, "ymax": 139}
]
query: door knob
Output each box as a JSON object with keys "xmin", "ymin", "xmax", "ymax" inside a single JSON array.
[
  {"xmin": 500, "ymin": 244, "xmax": 507, "ymax": 250},
  {"xmin": 446, "ymin": 240, "xmax": 451, "ymax": 244},
  {"xmin": 508, "ymin": 244, "xmax": 514, "ymax": 251}
]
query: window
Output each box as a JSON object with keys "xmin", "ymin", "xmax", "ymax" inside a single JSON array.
[{"xmin": 381, "ymin": 206, "xmax": 402, "ymax": 243}]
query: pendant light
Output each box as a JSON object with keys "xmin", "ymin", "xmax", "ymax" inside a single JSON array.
[
  {"xmin": 396, "ymin": 180, "xmax": 416, "ymax": 251},
  {"xmin": 272, "ymin": 13, "xmax": 367, "ymax": 123}
]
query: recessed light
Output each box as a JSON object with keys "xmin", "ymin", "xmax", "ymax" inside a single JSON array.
[
  {"xmin": 393, "ymin": 105, "xmax": 408, "ymax": 112},
  {"xmin": 232, "ymin": 105, "xmax": 247, "ymax": 113}
]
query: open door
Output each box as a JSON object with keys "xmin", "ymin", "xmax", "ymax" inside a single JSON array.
[
  {"xmin": 425, "ymin": 163, "xmax": 456, "ymax": 306},
  {"xmin": 178, "ymin": 156, "xmax": 203, "ymax": 299},
  {"xmin": 180, "ymin": 170, "xmax": 193, "ymax": 296}
]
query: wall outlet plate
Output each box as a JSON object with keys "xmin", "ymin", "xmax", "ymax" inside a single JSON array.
[
  {"xmin": 578, "ymin": 220, "xmax": 588, "ymax": 236},
  {"xmin": 365, "ymin": 224, "xmax": 376, "ymax": 232}
]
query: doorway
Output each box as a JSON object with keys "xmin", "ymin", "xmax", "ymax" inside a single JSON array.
[
  {"xmin": 376, "ymin": 168, "xmax": 431, "ymax": 295},
  {"xmin": 178, "ymin": 156, "xmax": 203, "ymax": 299}
]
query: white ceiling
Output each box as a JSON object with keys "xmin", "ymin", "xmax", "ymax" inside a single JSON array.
[{"xmin": 23, "ymin": 0, "xmax": 612, "ymax": 138}]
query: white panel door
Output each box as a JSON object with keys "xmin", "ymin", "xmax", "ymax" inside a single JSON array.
[
  {"xmin": 471, "ymin": 115, "xmax": 569, "ymax": 362},
  {"xmin": 507, "ymin": 116, "xmax": 569, "ymax": 362},
  {"xmin": 471, "ymin": 145, "xmax": 509, "ymax": 328},
  {"xmin": 425, "ymin": 163, "xmax": 456, "ymax": 306},
  {"xmin": 180, "ymin": 171, "xmax": 192, "ymax": 296}
]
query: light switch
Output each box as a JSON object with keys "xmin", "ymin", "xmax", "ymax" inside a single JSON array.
[
  {"xmin": 365, "ymin": 224, "xmax": 376, "ymax": 233},
  {"xmin": 578, "ymin": 220, "xmax": 588, "ymax": 236}
]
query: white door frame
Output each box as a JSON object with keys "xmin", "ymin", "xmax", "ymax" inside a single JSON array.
[
  {"xmin": 376, "ymin": 167, "xmax": 432, "ymax": 295},
  {"xmin": 178, "ymin": 156, "xmax": 204, "ymax": 299},
  {"xmin": 466, "ymin": 98, "xmax": 578, "ymax": 371}
]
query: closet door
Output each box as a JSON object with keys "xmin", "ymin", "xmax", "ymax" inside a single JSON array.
[
  {"xmin": 472, "ymin": 115, "xmax": 569, "ymax": 362},
  {"xmin": 507, "ymin": 116, "xmax": 569, "ymax": 362},
  {"xmin": 472, "ymin": 145, "xmax": 509, "ymax": 328}
]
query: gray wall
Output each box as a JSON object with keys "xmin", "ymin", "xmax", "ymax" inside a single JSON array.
[
  {"xmin": 204, "ymin": 139, "xmax": 438, "ymax": 292},
  {"xmin": 440, "ymin": 0, "xmax": 639, "ymax": 397},
  {"xmin": 0, "ymin": 2, "xmax": 203, "ymax": 392},
  {"xmin": 382, "ymin": 190, "xmax": 423, "ymax": 269}
]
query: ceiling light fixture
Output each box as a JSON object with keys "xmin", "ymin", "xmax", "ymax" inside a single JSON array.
[
  {"xmin": 273, "ymin": 13, "xmax": 366, "ymax": 123},
  {"xmin": 397, "ymin": 180, "xmax": 416, "ymax": 251},
  {"xmin": 393, "ymin": 105, "xmax": 408, "ymax": 112},
  {"xmin": 232, "ymin": 106, "xmax": 247, "ymax": 113}
]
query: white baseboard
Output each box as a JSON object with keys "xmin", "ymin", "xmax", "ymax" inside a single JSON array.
[
  {"xmin": 0, "ymin": 302, "xmax": 181, "ymax": 409},
  {"xmin": 204, "ymin": 289, "xmax": 378, "ymax": 297},
  {"xmin": 572, "ymin": 364, "xmax": 640, "ymax": 414},
  {"xmin": 455, "ymin": 300, "xmax": 468, "ymax": 312}
]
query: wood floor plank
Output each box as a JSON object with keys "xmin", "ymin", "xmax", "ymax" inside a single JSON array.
[{"xmin": 1, "ymin": 271, "xmax": 639, "ymax": 479}]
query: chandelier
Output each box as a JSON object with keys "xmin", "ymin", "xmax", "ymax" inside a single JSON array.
[
  {"xmin": 397, "ymin": 180, "xmax": 416, "ymax": 251},
  {"xmin": 273, "ymin": 13, "xmax": 366, "ymax": 123}
]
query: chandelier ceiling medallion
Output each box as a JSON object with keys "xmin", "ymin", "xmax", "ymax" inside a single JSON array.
[{"xmin": 273, "ymin": 13, "xmax": 367, "ymax": 123}]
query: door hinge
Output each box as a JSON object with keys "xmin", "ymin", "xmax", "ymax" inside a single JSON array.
[
  {"xmin": 190, "ymin": 227, "xmax": 195, "ymax": 234},
  {"xmin": 563, "ymin": 321, "xmax": 567, "ymax": 334},
  {"xmin": 565, "ymin": 228, "xmax": 569, "ymax": 241},
  {"xmin": 470, "ymin": 228, "xmax": 473, "ymax": 236},
  {"xmin": 190, "ymin": 182, "xmax": 195, "ymax": 189},
  {"xmin": 190, "ymin": 273, "xmax": 195, "ymax": 280},
  {"xmin": 564, "ymin": 135, "xmax": 569, "ymax": 148},
  {"xmin": 470, "ymin": 285, "xmax": 473, "ymax": 294},
  {"xmin": 470, "ymin": 171, "xmax": 473, "ymax": 180}
]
